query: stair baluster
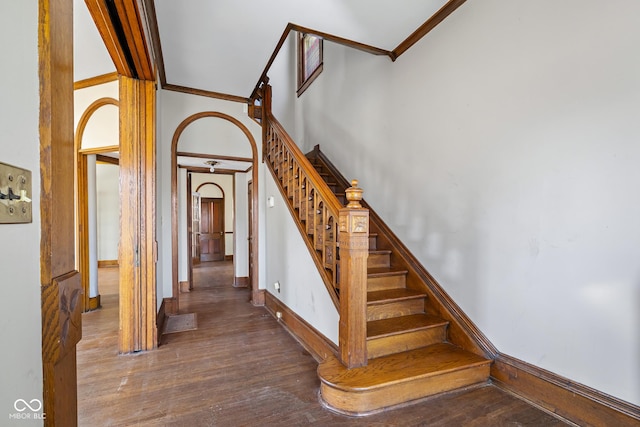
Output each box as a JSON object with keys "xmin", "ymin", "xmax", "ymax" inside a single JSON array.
[{"xmin": 259, "ymin": 84, "xmax": 369, "ymax": 368}]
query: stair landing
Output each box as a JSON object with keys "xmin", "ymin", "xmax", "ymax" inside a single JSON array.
[{"xmin": 318, "ymin": 343, "xmax": 491, "ymax": 415}]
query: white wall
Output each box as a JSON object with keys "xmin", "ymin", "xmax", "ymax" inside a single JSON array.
[
  {"xmin": 95, "ymin": 162, "xmax": 119, "ymax": 261},
  {"xmin": 0, "ymin": 2, "xmax": 43, "ymax": 425},
  {"xmin": 264, "ymin": 172, "xmax": 339, "ymax": 342},
  {"xmin": 191, "ymin": 173, "xmax": 234, "ymax": 257},
  {"xmin": 234, "ymin": 172, "xmax": 249, "ymax": 279},
  {"xmin": 271, "ymin": 0, "xmax": 640, "ymax": 406},
  {"xmin": 157, "ymin": 90, "xmax": 264, "ymax": 299}
]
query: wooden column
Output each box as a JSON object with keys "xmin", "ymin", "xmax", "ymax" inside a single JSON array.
[
  {"xmin": 338, "ymin": 180, "xmax": 369, "ymax": 368},
  {"xmin": 119, "ymin": 76, "xmax": 157, "ymax": 353}
]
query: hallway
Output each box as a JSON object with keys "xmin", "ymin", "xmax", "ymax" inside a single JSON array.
[{"xmin": 77, "ymin": 262, "xmax": 566, "ymax": 426}]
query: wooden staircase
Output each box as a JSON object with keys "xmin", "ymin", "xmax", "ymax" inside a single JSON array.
[{"xmin": 307, "ymin": 151, "xmax": 492, "ymax": 415}]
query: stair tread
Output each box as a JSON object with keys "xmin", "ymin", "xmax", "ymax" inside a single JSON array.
[
  {"xmin": 368, "ymin": 288, "xmax": 425, "ymax": 304},
  {"xmin": 318, "ymin": 343, "xmax": 490, "ymax": 391},
  {"xmin": 367, "ymin": 267, "xmax": 408, "ymax": 278},
  {"xmin": 367, "ymin": 314, "xmax": 447, "ymax": 339}
]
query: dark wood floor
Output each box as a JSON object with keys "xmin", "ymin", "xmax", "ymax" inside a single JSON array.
[{"xmin": 77, "ymin": 262, "xmax": 567, "ymax": 426}]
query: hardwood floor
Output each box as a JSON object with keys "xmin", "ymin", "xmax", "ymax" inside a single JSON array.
[{"xmin": 77, "ymin": 262, "xmax": 567, "ymax": 426}]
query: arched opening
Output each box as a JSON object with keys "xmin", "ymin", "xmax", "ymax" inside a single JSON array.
[
  {"xmin": 75, "ymin": 97, "xmax": 120, "ymax": 312},
  {"xmin": 170, "ymin": 112, "xmax": 259, "ymax": 313}
]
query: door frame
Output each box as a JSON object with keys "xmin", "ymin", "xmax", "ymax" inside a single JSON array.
[{"xmin": 171, "ymin": 112, "xmax": 260, "ymax": 314}]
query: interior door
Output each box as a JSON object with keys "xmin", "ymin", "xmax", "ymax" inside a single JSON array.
[{"xmin": 200, "ymin": 198, "xmax": 224, "ymax": 262}]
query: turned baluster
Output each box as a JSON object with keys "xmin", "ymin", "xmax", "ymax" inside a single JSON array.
[{"xmin": 338, "ymin": 179, "xmax": 369, "ymax": 368}]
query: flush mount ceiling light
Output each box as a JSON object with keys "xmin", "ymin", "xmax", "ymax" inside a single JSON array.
[{"xmin": 205, "ymin": 160, "xmax": 218, "ymax": 173}]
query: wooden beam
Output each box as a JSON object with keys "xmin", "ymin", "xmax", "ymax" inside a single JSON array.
[
  {"xmin": 84, "ymin": 0, "xmax": 155, "ymax": 79},
  {"xmin": 392, "ymin": 0, "xmax": 467, "ymax": 60},
  {"xmin": 113, "ymin": 0, "xmax": 155, "ymax": 80}
]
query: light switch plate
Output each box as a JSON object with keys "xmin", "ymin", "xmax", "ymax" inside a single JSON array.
[{"xmin": 0, "ymin": 161, "xmax": 33, "ymax": 224}]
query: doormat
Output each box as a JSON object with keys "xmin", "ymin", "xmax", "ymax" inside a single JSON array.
[{"xmin": 163, "ymin": 313, "xmax": 198, "ymax": 334}]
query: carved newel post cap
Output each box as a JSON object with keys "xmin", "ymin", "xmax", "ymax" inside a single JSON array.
[{"xmin": 345, "ymin": 179, "xmax": 363, "ymax": 208}]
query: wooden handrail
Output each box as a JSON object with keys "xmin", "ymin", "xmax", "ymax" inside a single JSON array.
[
  {"xmin": 268, "ymin": 118, "xmax": 343, "ymax": 215},
  {"xmin": 264, "ymin": 113, "xmax": 342, "ymax": 308},
  {"xmin": 262, "ymin": 92, "xmax": 369, "ymax": 368}
]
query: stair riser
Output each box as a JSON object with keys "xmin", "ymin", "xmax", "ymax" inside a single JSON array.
[
  {"xmin": 367, "ymin": 299, "xmax": 424, "ymax": 321},
  {"xmin": 367, "ymin": 327, "xmax": 447, "ymax": 359},
  {"xmin": 319, "ymin": 364, "xmax": 490, "ymax": 415},
  {"xmin": 369, "ymin": 236, "xmax": 377, "ymax": 250},
  {"xmin": 368, "ymin": 253, "xmax": 390, "ymax": 269},
  {"xmin": 367, "ymin": 274, "xmax": 406, "ymax": 291}
]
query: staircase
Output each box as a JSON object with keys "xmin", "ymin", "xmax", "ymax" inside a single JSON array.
[{"xmin": 307, "ymin": 150, "xmax": 492, "ymax": 415}]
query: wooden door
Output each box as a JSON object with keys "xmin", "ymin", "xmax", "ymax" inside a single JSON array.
[{"xmin": 200, "ymin": 198, "xmax": 224, "ymax": 262}]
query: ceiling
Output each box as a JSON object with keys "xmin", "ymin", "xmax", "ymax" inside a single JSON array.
[{"xmin": 74, "ymin": 0, "xmax": 452, "ymax": 98}]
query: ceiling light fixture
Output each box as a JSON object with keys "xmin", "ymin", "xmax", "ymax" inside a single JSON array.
[{"xmin": 205, "ymin": 160, "xmax": 218, "ymax": 173}]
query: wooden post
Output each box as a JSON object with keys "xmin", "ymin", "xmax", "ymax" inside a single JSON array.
[
  {"xmin": 338, "ymin": 180, "xmax": 369, "ymax": 368},
  {"xmin": 119, "ymin": 76, "xmax": 157, "ymax": 353}
]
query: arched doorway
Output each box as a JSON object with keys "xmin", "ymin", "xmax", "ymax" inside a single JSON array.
[
  {"xmin": 75, "ymin": 97, "xmax": 119, "ymax": 312},
  {"xmin": 170, "ymin": 112, "xmax": 259, "ymax": 313}
]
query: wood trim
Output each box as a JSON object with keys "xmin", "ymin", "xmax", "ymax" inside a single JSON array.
[
  {"xmin": 392, "ymin": 0, "xmax": 467, "ymax": 60},
  {"xmin": 265, "ymin": 292, "xmax": 338, "ymax": 362},
  {"xmin": 143, "ymin": 0, "xmax": 166, "ymax": 85},
  {"xmin": 224, "ymin": 255, "xmax": 233, "ymax": 261},
  {"xmin": 491, "ymin": 354, "xmax": 640, "ymax": 426},
  {"xmin": 79, "ymin": 144, "xmax": 120, "ymax": 155},
  {"xmin": 156, "ymin": 297, "xmax": 167, "ymax": 346},
  {"xmin": 233, "ymin": 276, "xmax": 249, "ymax": 288},
  {"xmin": 290, "ymin": 24, "xmax": 390, "ymax": 57},
  {"xmin": 77, "ymin": 153, "xmax": 90, "ymax": 313},
  {"xmin": 180, "ymin": 166, "xmax": 241, "ymax": 175},
  {"xmin": 252, "ymin": 289, "xmax": 266, "ymax": 306},
  {"xmin": 96, "ymin": 154, "xmax": 119, "ymax": 165},
  {"xmin": 171, "ymin": 112, "xmax": 259, "ymax": 313},
  {"xmin": 163, "ymin": 297, "xmax": 178, "ymax": 316},
  {"xmin": 74, "ymin": 72, "xmax": 119, "ymax": 90},
  {"xmin": 98, "ymin": 260, "xmax": 119, "ymax": 268},
  {"xmin": 176, "ymin": 152, "xmax": 253, "ymax": 163},
  {"xmin": 251, "ymin": 23, "xmax": 391, "ymax": 100},
  {"xmin": 309, "ymin": 146, "xmax": 497, "ymax": 358},
  {"xmin": 195, "ymin": 182, "xmax": 225, "ymax": 197},
  {"xmin": 84, "ymin": 0, "xmax": 131, "ymax": 76},
  {"xmin": 118, "ymin": 76, "xmax": 157, "ymax": 353},
  {"xmin": 87, "ymin": 295, "xmax": 101, "ymax": 311},
  {"xmin": 164, "ymin": 83, "xmax": 249, "ymax": 104}
]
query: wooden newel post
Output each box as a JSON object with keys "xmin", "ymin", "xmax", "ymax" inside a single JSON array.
[{"xmin": 338, "ymin": 179, "xmax": 369, "ymax": 368}]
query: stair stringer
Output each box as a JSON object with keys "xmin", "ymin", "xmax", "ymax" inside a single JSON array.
[{"xmin": 307, "ymin": 145, "xmax": 498, "ymax": 360}]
